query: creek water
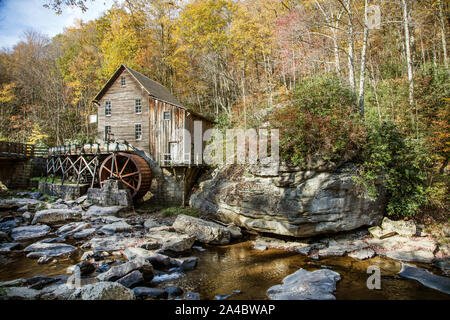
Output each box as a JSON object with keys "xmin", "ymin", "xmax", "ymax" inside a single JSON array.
[{"xmin": 0, "ymin": 239, "xmax": 449, "ymax": 300}]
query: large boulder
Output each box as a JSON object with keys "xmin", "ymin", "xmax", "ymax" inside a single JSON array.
[
  {"xmin": 96, "ymin": 259, "xmax": 148, "ymax": 282},
  {"xmin": 146, "ymin": 228, "xmax": 196, "ymax": 252},
  {"xmin": 190, "ymin": 164, "xmax": 386, "ymax": 238},
  {"xmin": 24, "ymin": 242, "xmax": 77, "ymax": 258},
  {"xmin": 172, "ymin": 214, "xmax": 231, "ymax": 245},
  {"xmin": 267, "ymin": 268, "xmax": 340, "ymax": 300},
  {"xmin": 32, "ymin": 209, "xmax": 81, "ymax": 225},
  {"xmin": 0, "ymin": 198, "xmax": 41, "ymax": 210},
  {"xmin": 399, "ymin": 264, "xmax": 450, "ymax": 295},
  {"xmin": 69, "ymin": 281, "xmax": 135, "ymax": 300},
  {"xmin": 85, "ymin": 205, "xmax": 130, "ymax": 218},
  {"xmin": 10, "ymin": 225, "xmax": 51, "ymax": 241}
]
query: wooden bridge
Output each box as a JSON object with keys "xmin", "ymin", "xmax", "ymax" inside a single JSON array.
[
  {"xmin": 0, "ymin": 141, "xmax": 47, "ymax": 159},
  {"xmin": 0, "ymin": 141, "xmax": 47, "ymax": 189}
]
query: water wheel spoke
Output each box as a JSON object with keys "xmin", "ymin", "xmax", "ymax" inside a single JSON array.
[
  {"xmin": 121, "ymin": 178, "xmax": 137, "ymax": 191},
  {"xmin": 121, "ymin": 171, "xmax": 139, "ymax": 178},
  {"xmin": 119, "ymin": 158, "xmax": 130, "ymax": 176}
]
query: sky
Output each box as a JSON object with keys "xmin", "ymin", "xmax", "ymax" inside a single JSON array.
[{"xmin": 0, "ymin": 0, "xmax": 118, "ymax": 49}]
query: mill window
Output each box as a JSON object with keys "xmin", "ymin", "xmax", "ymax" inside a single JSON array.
[
  {"xmin": 163, "ymin": 111, "xmax": 171, "ymax": 120},
  {"xmin": 104, "ymin": 126, "xmax": 111, "ymax": 140},
  {"xmin": 121, "ymin": 76, "xmax": 126, "ymax": 86},
  {"xmin": 135, "ymin": 123, "xmax": 142, "ymax": 140},
  {"xmin": 135, "ymin": 99, "xmax": 142, "ymax": 114},
  {"xmin": 105, "ymin": 101, "xmax": 111, "ymax": 116}
]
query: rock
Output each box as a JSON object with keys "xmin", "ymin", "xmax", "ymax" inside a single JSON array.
[
  {"xmin": 17, "ymin": 205, "xmax": 29, "ymax": 213},
  {"xmin": 39, "ymin": 283, "xmax": 75, "ymax": 300},
  {"xmin": 0, "ymin": 218, "xmax": 20, "ymax": 231},
  {"xmin": 25, "ymin": 276, "xmax": 59, "ymax": 290},
  {"xmin": 75, "ymin": 195, "xmax": 87, "ymax": 204},
  {"xmin": 1, "ymin": 286, "xmax": 41, "ymax": 299},
  {"xmin": 267, "ymin": 268, "xmax": 340, "ymax": 300},
  {"xmin": 254, "ymin": 244, "xmax": 267, "ymax": 251},
  {"xmin": 50, "ymin": 203, "xmax": 69, "ymax": 210},
  {"xmin": 146, "ymin": 229, "xmax": 195, "ymax": 252},
  {"xmin": 226, "ymin": 223, "xmax": 242, "ymax": 239},
  {"xmin": 22, "ymin": 212, "xmax": 33, "ymax": 221},
  {"xmin": 184, "ymin": 291, "xmax": 200, "ymax": 300},
  {"xmin": 367, "ymin": 235, "xmax": 437, "ymax": 264},
  {"xmin": 172, "ymin": 214, "xmax": 231, "ymax": 245},
  {"xmin": 144, "ymin": 218, "xmax": 161, "ymax": 230},
  {"xmin": 77, "ymin": 261, "xmax": 96, "ymax": 276},
  {"xmin": 165, "ymin": 286, "xmax": 183, "ymax": 297},
  {"xmin": 10, "ymin": 225, "xmax": 51, "ymax": 241},
  {"xmin": 24, "ymin": 242, "xmax": 77, "ymax": 258},
  {"xmin": 170, "ymin": 257, "xmax": 198, "ymax": 271},
  {"xmin": 384, "ymin": 250, "xmax": 435, "ymax": 264},
  {"xmin": 0, "ymin": 231, "xmax": 10, "ymax": 241},
  {"xmin": 399, "ymin": 264, "xmax": 450, "ymax": 295},
  {"xmin": 96, "ymin": 259, "xmax": 146, "ymax": 282},
  {"xmin": 133, "ymin": 287, "xmax": 168, "ymax": 299},
  {"xmin": 0, "ymin": 198, "xmax": 41, "ymax": 210},
  {"xmin": 123, "ymin": 247, "xmax": 171, "ymax": 267},
  {"xmin": 348, "ymin": 248, "xmax": 376, "ymax": 260},
  {"xmin": 139, "ymin": 239, "xmax": 161, "ymax": 250},
  {"xmin": 0, "ymin": 242, "xmax": 20, "ymax": 253},
  {"xmin": 37, "ymin": 256, "xmax": 52, "ymax": 264},
  {"xmin": 0, "ymin": 278, "xmax": 26, "ymax": 287},
  {"xmin": 433, "ymin": 259, "xmax": 450, "ymax": 276},
  {"xmin": 89, "ymin": 234, "xmax": 143, "ymax": 252},
  {"xmin": 69, "ymin": 281, "xmax": 135, "ymax": 300},
  {"xmin": 318, "ymin": 239, "xmax": 368, "ymax": 258},
  {"xmin": 85, "ymin": 205, "xmax": 130, "ymax": 218},
  {"xmin": 116, "ymin": 270, "xmax": 144, "ymax": 288},
  {"xmin": 189, "ymin": 164, "xmax": 385, "ymax": 237},
  {"xmin": 151, "ymin": 272, "xmax": 184, "ymax": 283},
  {"xmin": 32, "ymin": 209, "xmax": 81, "ymax": 225},
  {"xmin": 73, "ymin": 228, "xmax": 96, "ymax": 239},
  {"xmin": 97, "ymin": 262, "xmax": 111, "ymax": 273},
  {"xmin": 380, "ymin": 217, "xmax": 416, "ymax": 237},
  {"xmin": 56, "ymin": 222, "xmax": 91, "ymax": 235},
  {"xmin": 99, "ymin": 221, "xmax": 133, "ymax": 234}
]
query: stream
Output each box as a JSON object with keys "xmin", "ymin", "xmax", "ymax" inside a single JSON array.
[{"xmin": 2, "ymin": 238, "xmax": 448, "ymax": 300}]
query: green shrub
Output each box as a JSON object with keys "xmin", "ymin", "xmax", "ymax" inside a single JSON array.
[
  {"xmin": 354, "ymin": 121, "xmax": 431, "ymax": 217},
  {"xmin": 271, "ymin": 74, "xmax": 366, "ymax": 166},
  {"xmin": 160, "ymin": 207, "xmax": 201, "ymax": 217}
]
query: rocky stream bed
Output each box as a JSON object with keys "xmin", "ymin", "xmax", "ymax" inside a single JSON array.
[{"xmin": 0, "ymin": 192, "xmax": 449, "ymax": 300}]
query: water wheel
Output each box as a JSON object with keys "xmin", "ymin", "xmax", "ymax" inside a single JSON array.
[{"xmin": 99, "ymin": 152, "xmax": 152, "ymax": 199}]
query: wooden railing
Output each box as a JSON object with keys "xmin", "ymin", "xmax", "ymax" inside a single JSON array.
[{"xmin": 0, "ymin": 141, "xmax": 48, "ymax": 158}]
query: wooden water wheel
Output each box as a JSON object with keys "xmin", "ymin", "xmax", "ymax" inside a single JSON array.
[{"xmin": 99, "ymin": 152, "xmax": 152, "ymax": 199}]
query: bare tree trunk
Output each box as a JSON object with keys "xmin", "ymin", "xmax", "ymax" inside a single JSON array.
[
  {"xmin": 345, "ymin": 0, "xmax": 356, "ymax": 95},
  {"xmin": 358, "ymin": 0, "xmax": 369, "ymax": 117},
  {"xmin": 402, "ymin": 0, "xmax": 415, "ymax": 132},
  {"xmin": 438, "ymin": 0, "xmax": 448, "ymax": 68}
]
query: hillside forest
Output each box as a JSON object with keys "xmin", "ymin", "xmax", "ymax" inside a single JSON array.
[{"xmin": 0, "ymin": 0, "xmax": 448, "ymax": 219}]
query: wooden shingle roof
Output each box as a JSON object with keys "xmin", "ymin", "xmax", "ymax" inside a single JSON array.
[{"xmin": 92, "ymin": 64, "xmax": 182, "ymax": 107}]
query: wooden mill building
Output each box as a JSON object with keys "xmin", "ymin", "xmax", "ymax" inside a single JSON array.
[{"xmin": 92, "ymin": 64, "xmax": 213, "ymax": 204}]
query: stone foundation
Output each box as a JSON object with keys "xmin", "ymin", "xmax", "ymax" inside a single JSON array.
[
  {"xmin": 87, "ymin": 179, "xmax": 133, "ymax": 208},
  {"xmin": 38, "ymin": 181, "xmax": 88, "ymax": 200},
  {"xmin": 149, "ymin": 167, "xmax": 204, "ymax": 206}
]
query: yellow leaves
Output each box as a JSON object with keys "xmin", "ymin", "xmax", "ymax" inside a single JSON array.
[
  {"xmin": 27, "ymin": 123, "xmax": 48, "ymax": 145},
  {"xmin": 0, "ymin": 83, "xmax": 16, "ymax": 103}
]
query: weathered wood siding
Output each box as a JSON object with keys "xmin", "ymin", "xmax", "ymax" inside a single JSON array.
[
  {"xmin": 148, "ymin": 97, "xmax": 186, "ymax": 165},
  {"xmin": 148, "ymin": 97, "xmax": 212, "ymax": 166},
  {"xmin": 97, "ymin": 69, "xmax": 150, "ymax": 153}
]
